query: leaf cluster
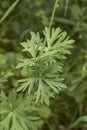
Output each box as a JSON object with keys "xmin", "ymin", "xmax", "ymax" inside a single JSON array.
[
  {"xmin": 0, "ymin": 90, "xmax": 39, "ymax": 130},
  {"xmin": 16, "ymin": 27, "xmax": 74, "ymax": 105}
]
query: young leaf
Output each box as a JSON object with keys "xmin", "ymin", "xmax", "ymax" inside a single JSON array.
[{"xmin": 16, "ymin": 27, "xmax": 74, "ymax": 105}]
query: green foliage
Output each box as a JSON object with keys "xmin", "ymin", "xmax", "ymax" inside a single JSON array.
[
  {"xmin": 0, "ymin": 90, "xmax": 39, "ymax": 130},
  {"xmin": 16, "ymin": 27, "xmax": 74, "ymax": 105},
  {"xmin": 0, "ymin": 0, "xmax": 87, "ymax": 129}
]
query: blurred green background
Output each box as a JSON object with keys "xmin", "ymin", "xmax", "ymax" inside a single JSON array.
[{"xmin": 0, "ymin": 0, "xmax": 87, "ymax": 129}]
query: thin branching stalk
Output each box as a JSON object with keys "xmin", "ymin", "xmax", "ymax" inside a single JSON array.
[
  {"xmin": 64, "ymin": 0, "xmax": 69, "ymax": 17},
  {"xmin": 44, "ymin": 0, "xmax": 59, "ymax": 45},
  {"xmin": 49, "ymin": 0, "xmax": 59, "ymax": 28},
  {"xmin": 0, "ymin": 0, "xmax": 19, "ymax": 24}
]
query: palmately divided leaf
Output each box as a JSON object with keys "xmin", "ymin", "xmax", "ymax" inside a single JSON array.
[
  {"xmin": 16, "ymin": 26, "xmax": 74, "ymax": 105},
  {"xmin": 0, "ymin": 90, "xmax": 39, "ymax": 130}
]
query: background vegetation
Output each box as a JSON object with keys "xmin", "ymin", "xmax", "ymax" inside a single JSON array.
[{"xmin": 0, "ymin": 0, "xmax": 87, "ymax": 129}]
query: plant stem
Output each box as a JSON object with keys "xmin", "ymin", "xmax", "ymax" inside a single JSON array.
[
  {"xmin": 0, "ymin": 0, "xmax": 19, "ymax": 24},
  {"xmin": 44, "ymin": 0, "xmax": 59, "ymax": 45},
  {"xmin": 49, "ymin": 0, "xmax": 59, "ymax": 29},
  {"xmin": 64, "ymin": 0, "xmax": 69, "ymax": 17}
]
